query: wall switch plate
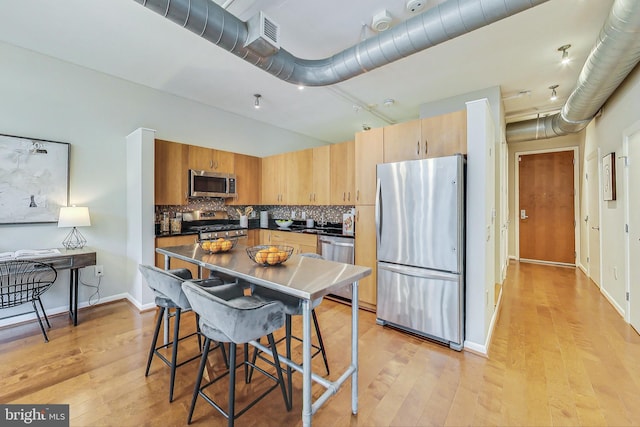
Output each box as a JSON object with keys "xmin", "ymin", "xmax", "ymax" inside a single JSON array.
[{"xmin": 95, "ymin": 265, "xmax": 104, "ymax": 277}]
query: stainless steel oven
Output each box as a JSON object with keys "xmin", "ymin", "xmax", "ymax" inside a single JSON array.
[{"xmin": 318, "ymin": 235, "xmax": 354, "ymax": 301}]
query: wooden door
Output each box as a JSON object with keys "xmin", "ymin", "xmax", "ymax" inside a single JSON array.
[
  {"xmin": 518, "ymin": 151, "xmax": 575, "ymax": 264},
  {"xmin": 421, "ymin": 109, "xmax": 467, "ymax": 158},
  {"xmin": 355, "ymin": 128, "xmax": 383, "ymax": 205},
  {"xmin": 355, "ymin": 205, "xmax": 377, "ymax": 309},
  {"xmin": 155, "ymin": 139, "xmax": 188, "ymax": 205},
  {"xmin": 311, "ymin": 145, "xmax": 330, "ymax": 205},
  {"xmin": 228, "ymin": 153, "xmax": 260, "ymax": 206},
  {"xmin": 383, "ymin": 119, "xmax": 421, "ymax": 163},
  {"xmin": 330, "ymin": 140, "xmax": 355, "ymax": 205}
]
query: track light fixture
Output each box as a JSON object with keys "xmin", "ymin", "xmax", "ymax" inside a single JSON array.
[
  {"xmin": 549, "ymin": 85, "xmax": 559, "ymax": 101},
  {"xmin": 254, "ymin": 94, "xmax": 261, "ymax": 109},
  {"xmin": 558, "ymin": 44, "xmax": 571, "ymax": 65}
]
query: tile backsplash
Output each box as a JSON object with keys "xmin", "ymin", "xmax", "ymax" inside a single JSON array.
[{"xmin": 155, "ymin": 201, "xmax": 353, "ymax": 224}]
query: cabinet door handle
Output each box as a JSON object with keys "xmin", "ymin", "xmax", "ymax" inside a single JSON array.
[
  {"xmin": 416, "ymin": 141, "xmax": 420, "ymax": 156},
  {"xmin": 356, "ymin": 190, "xmax": 359, "ymax": 201},
  {"xmin": 209, "ymin": 159, "xmax": 213, "ymax": 169},
  {"xmin": 424, "ymin": 139, "xmax": 428, "ymax": 156},
  {"xmin": 348, "ymin": 192, "xmax": 351, "ymax": 201},
  {"xmin": 343, "ymin": 192, "xmax": 346, "ymax": 201}
]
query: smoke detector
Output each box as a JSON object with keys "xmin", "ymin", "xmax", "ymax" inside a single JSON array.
[
  {"xmin": 245, "ymin": 11, "xmax": 280, "ymax": 56},
  {"xmin": 406, "ymin": 0, "xmax": 426, "ymax": 13},
  {"xmin": 371, "ymin": 10, "xmax": 392, "ymax": 32}
]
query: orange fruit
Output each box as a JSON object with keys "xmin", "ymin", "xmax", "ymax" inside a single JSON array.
[
  {"xmin": 278, "ymin": 250, "xmax": 288, "ymax": 262},
  {"xmin": 255, "ymin": 249, "xmax": 269, "ymax": 263},
  {"xmin": 210, "ymin": 241, "xmax": 222, "ymax": 253},
  {"xmin": 201, "ymin": 241, "xmax": 211, "ymax": 250},
  {"xmin": 268, "ymin": 246, "xmax": 279, "ymax": 252},
  {"xmin": 221, "ymin": 240, "xmax": 232, "ymax": 251},
  {"xmin": 267, "ymin": 252, "xmax": 280, "ymax": 265}
]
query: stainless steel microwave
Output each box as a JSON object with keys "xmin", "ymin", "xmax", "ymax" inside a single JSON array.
[{"xmin": 189, "ymin": 170, "xmax": 237, "ymax": 198}]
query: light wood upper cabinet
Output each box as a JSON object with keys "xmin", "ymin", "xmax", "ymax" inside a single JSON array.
[
  {"xmin": 228, "ymin": 153, "xmax": 260, "ymax": 206},
  {"xmin": 421, "ymin": 109, "xmax": 467, "ymax": 158},
  {"xmin": 383, "ymin": 119, "xmax": 422, "ymax": 163},
  {"xmin": 155, "ymin": 139, "xmax": 189, "ymax": 205},
  {"xmin": 355, "ymin": 205, "xmax": 377, "ymax": 308},
  {"xmin": 261, "ymin": 153, "xmax": 287, "ymax": 204},
  {"xmin": 355, "ymin": 128, "xmax": 383, "ymax": 205},
  {"xmin": 286, "ymin": 149, "xmax": 313, "ymax": 204},
  {"xmin": 188, "ymin": 145, "xmax": 235, "ymax": 173},
  {"xmin": 311, "ymin": 145, "xmax": 330, "ymax": 205},
  {"xmin": 330, "ymin": 140, "xmax": 355, "ymax": 205},
  {"xmin": 384, "ymin": 109, "xmax": 467, "ymax": 163}
]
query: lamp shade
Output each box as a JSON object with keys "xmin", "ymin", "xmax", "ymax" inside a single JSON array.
[{"xmin": 58, "ymin": 206, "xmax": 91, "ymax": 228}]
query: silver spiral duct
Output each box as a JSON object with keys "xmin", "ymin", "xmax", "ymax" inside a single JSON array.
[
  {"xmin": 506, "ymin": 0, "xmax": 640, "ymax": 143},
  {"xmin": 134, "ymin": 0, "xmax": 547, "ymax": 86}
]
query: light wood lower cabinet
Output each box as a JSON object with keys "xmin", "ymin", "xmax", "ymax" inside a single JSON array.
[
  {"xmin": 155, "ymin": 235, "xmax": 200, "ymax": 278},
  {"xmin": 259, "ymin": 230, "xmax": 318, "ymax": 255},
  {"xmin": 355, "ymin": 205, "xmax": 377, "ymax": 309}
]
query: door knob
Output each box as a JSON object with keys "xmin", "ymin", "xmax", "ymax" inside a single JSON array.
[
  {"xmin": 591, "ymin": 226, "xmax": 600, "ymax": 230},
  {"xmin": 520, "ymin": 209, "xmax": 528, "ymax": 220}
]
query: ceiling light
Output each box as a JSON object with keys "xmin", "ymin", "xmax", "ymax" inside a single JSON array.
[
  {"xmin": 558, "ymin": 44, "xmax": 571, "ymax": 65},
  {"xmin": 371, "ymin": 10, "xmax": 392, "ymax": 32},
  {"xmin": 406, "ymin": 0, "xmax": 425, "ymax": 13},
  {"xmin": 254, "ymin": 93, "xmax": 261, "ymax": 109},
  {"xmin": 549, "ymin": 85, "xmax": 559, "ymax": 101},
  {"xmin": 383, "ymin": 98, "xmax": 395, "ymax": 107}
]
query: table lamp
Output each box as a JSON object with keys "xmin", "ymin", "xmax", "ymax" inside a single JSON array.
[{"xmin": 58, "ymin": 206, "xmax": 91, "ymax": 249}]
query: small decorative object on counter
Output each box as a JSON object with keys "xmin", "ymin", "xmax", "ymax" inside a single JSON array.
[
  {"xmin": 160, "ymin": 212, "xmax": 170, "ymax": 233},
  {"xmin": 342, "ymin": 212, "xmax": 354, "ymax": 234},
  {"xmin": 246, "ymin": 245, "xmax": 294, "ymax": 266},
  {"xmin": 239, "ymin": 215, "xmax": 248, "ymax": 228},
  {"xmin": 170, "ymin": 218, "xmax": 182, "ymax": 234},
  {"xmin": 200, "ymin": 237, "xmax": 237, "ymax": 253}
]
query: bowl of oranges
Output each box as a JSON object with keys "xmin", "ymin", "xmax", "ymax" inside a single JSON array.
[
  {"xmin": 246, "ymin": 245, "xmax": 294, "ymax": 266},
  {"xmin": 200, "ymin": 237, "xmax": 236, "ymax": 254}
]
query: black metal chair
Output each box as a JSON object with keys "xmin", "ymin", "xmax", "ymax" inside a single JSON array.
[
  {"xmin": 250, "ymin": 252, "xmax": 330, "ymax": 407},
  {"xmin": 138, "ymin": 264, "xmax": 227, "ymax": 402},
  {"xmin": 182, "ymin": 280, "xmax": 290, "ymax": 427},
  {"xmin": 0, "ymin": 259, "xmax": 57, "ymax": 342}
]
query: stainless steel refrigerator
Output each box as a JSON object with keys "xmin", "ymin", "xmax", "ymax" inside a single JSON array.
[{"xmin": 375, "ymin": 154, "xmax": 465, "ymax": 350}]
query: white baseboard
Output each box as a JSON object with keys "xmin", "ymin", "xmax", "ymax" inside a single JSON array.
[
  {"xmin": 578, "ymin": 263, "xmax": 588, "ymax": 276},
  {"xmin": 463, "ymin": 340, "xmax": 487, "ymax": 357},
  {"xmin": 126, "ymin": 294, "xmax": 155, "ymax": 312},
  {"xmin": 600, "ymin": 286, "xmax": 625, "ymax": 317}
]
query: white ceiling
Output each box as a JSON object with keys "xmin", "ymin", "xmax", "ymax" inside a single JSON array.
[{"xmin": 0, "ymin": 0, "xmax": 614, "ymax": 144}]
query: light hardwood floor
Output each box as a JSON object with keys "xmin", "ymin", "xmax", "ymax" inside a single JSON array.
[{"xmin": 1, "ymin": 261, "xmax": 639, "ymax": 426}]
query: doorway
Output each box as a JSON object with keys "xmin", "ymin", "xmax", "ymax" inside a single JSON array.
[
  {"xmin": 586, "ymin": 150, "xmax": 601, "ymax": 287},
  {"xmin": 625, "ymin": 124, "xmax": 640, "ymax": 333},
  {"xmin": 516, "ymin": 149, "xmax": 577, "ymax": 265}
]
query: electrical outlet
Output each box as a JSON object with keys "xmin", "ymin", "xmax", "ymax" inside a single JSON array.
[{"xmin": 95, "ymin": 265, "xmax": 104, "ymax": 277}]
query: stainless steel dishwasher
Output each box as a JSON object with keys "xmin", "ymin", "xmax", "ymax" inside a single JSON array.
[{"xmin": 318, "ymin": 235, "xmax": 355, "ymax": 300}]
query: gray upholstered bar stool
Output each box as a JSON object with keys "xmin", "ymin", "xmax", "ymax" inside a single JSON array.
[
  {"xmin": 138, "ymin": 265, "xmax": 226, "ymax": 402},
  {"xmin": 250, "ymin": 252, "xmax": 330, "ymax": 407},
  {"xmin": 182, "ymin": 281, "xmax": 290, "ymax": 427}
]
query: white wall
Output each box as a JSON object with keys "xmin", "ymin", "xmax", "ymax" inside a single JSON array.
[
  {"xmin": 582, "ymin": 65, "xmax": 640, "ymax": 314},
  {"xmin": 0, "ymin": 41, "xmax": 323, "ymax": 320}
]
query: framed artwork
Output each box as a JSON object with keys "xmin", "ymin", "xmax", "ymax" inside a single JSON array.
[
  {"xmin": 0, "ymin": 134, "xmax": 70, "ymax": 224},
  {"xmin": 602, "ymin": 152, "xmax": 616, "ymax": 201}
]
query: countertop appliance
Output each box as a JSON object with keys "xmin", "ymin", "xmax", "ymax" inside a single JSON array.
[
  {"xmin": 319, "ymin": 235, "xmax": 355, "ymax": 301},
  {"xmin": 189, "ymin": 169, "xmax": 237, "ymax": 198},
  {"xmin": 376, "ymin": 154, "xmax": 465, "ymax": 350}
]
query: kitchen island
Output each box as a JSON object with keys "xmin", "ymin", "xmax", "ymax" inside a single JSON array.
[{"xmin": 156, "ymin": 243, "xmax": 371, "ymax": 427}]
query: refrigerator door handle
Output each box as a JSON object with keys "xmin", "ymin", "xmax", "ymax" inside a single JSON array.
[
  {"xmin": 378, "ymin": 262, "xmax": 459, "ymax": 281},
  {"xmin": 375, "ymin": 178, "xmax": 382, "ymax": 249}
]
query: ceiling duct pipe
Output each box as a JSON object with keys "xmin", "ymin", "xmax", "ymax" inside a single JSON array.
[
  {"xmin": 134, "ymin": 0, "xmax": 548, "ymax": 87},
  {"xmin": 506, "ymin": 0, "xmax": 640, "ymax": 143}
]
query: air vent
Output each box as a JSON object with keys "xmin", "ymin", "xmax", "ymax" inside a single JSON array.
[{"xmin": 245, "ymin": 11, "xmax": 280, "ymax": 56}]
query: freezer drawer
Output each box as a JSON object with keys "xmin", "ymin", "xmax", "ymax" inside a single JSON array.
[{"xmin": 376, "ymin": 262, "xmax": 463, "ymax": 347}]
